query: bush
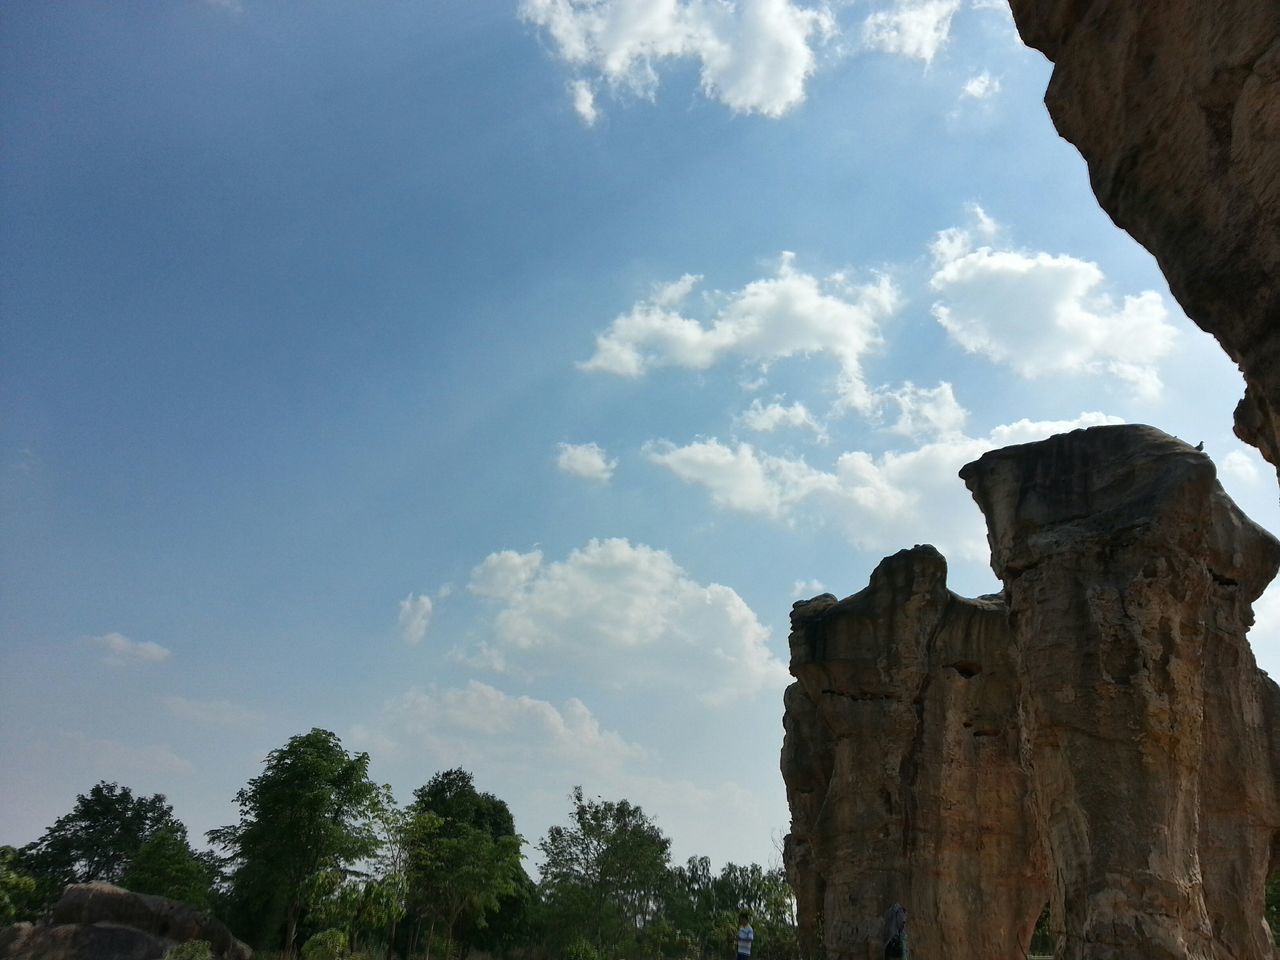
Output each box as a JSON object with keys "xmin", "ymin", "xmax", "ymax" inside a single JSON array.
[
  {"xmin": 564, "ymin": 938, "xmax": 601, "ymax": 960},
  {"xmin": 302, "ymin": 929, "xmax": 349, "ymax": 960},
  {"xmin": 168, "ymin": 941, "xmax": 214, "ymax": 960}
]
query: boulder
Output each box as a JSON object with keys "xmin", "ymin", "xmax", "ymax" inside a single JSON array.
[{"xmin": 2, "ymin": 885, "xmax": 251, "ymax": 960}]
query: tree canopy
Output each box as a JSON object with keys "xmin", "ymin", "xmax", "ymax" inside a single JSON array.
[
  {"xmin": 208, "ymin": 728, "xmax": 383, "ymax": 956},
  {"xmin": 19, "ymin": 781, "xmax": 185, "ymax": 907}
]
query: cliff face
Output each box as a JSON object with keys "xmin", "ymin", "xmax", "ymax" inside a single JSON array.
[
  {"xmin": 1006, "ymin": 1, "xmax": 1280, "ymax": 472},
  {"xmin": 782, "ymin": 425, "xmax": 1280, "ymax": 959}
]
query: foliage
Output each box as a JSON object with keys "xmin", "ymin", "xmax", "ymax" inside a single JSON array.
[
  {"xmin": 122, "ymin": 826, "xmax": 218, "ymax": 909},
  {"xmin": 19, "ymin": 781, "xmax": 185, "ymax": 908},
  {"xmin": 0, "ymin": 845, "xmax": 39, "ymax": 925},
  {"xmin": 208, "ymin": 729, "xmax": 383, "ymax": 956},
  {"xmin": 399, "ymin": 769, "xmax": 527, "ymax": 960},
  {"xmin": 538, "ymin": 787, "xmax": 672, "ymax": 957},
  {"xmin": 301, "ymin": 928, "xmax": 348, "ymax": 960},
  {"xmin": 168, "ymin": 941, "xmax": 214, "ymax": 960}
]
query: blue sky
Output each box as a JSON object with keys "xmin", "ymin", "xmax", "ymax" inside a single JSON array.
[{"xmin": 4, "ymin": 0, "xmax": 1278, "ymax": 875}]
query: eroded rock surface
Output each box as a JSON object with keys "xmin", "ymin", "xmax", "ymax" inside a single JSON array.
[
  {"xmin": 783, "ymin": 425, "xmax": 1280, "ymax": 959},
  {"xmin": 1, "ymin": 884, "xmax": 252, "ymax": 960},
  {"xmin": 1006, "ymin": 1, "xmax": 1280, "ymax": 473}
]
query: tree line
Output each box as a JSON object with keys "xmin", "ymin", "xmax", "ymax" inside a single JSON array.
[{"xmin": 1, "ymin": 728, "xmax": 797, "ymax": 960}]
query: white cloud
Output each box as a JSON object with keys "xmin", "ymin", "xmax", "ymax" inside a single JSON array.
[
  {"xmin": 862, "ymin": 0, "xmax": 961, "ymax": 63},
  {"xmin": 519, "ymin": 0, "xmax": 836, "ymax": 117},
  {"xmin": 570, "ymin": 79, "xmax": 599, "ymax": 125},
  {"xmin": 462, "ymin": 538, "xmax": 788, "ymax": 705},
  {"xmin": 792, "ymin": 578, "xmax": 826, "ymax": 597},
  {"xmin": 649, "ymin": 412, "xmax": 1124, "ymax": 560},
  {"xmin": 384, "ymin": 680, "xmax": 646, "ymax": 770},
  {"xmin": 398, "ymin": 593, "xmax": 434, "ymax": 646},
  {"xmin": 962, "ymin": 70, "xmax": 1000, "ymax": 98},
  {"xmin": 581, "ymin": 253, "xmax": 899, "ymax": 412},
  {"xmin": 737, "ymin": 398, "xmax": 826, "ymax": 439},
  {"xmin": 557, "ymin": 441, "xmax": 618, "ymax": 482},
  {"xmin": 1220, "ymin": 449, "xmax": 1262, "ymax": 487},
  {"xmin": 881, "ymin": 381, "xmax": 967, "ymax": 439},
  {"xmin": 94, "ymin": 632, "xmax": 171, "ymax": 665},
  {"xmin": 930, "ymin": 215, "xmax": 1177, "ymax": 400},
  {"xmin": 163, "ymin": 695, "xmax": 265, "ymax": 730}
]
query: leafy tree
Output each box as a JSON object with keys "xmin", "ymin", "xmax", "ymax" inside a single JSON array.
[
  {"xmin": 0, "ymin": 846, "xmax": 39, "ymax": 924},
  {"xmin": 121, "ymin": 826, "xmax": 218, "ymax": 908},
  {"xmin": 1268, "ymin": 872, "xmax": 1279, "ymax": 946},
  {"xmin": 208, "ymin": 729, "xmax": 383, "ymax": 957},
  {"xmin": 19, "ymin": 781, "xmax": 184, "ymax": 906},
  {"xmin": 538, "ymin": 787, "xmax": 672, "ymax": 956},
  {"xmin": 402, "ymin": 771, "xmax": 525, "ymax": 960},
  {"xmin": 405, "ymin": 814, "xmax": 522, "ymax": 960}
]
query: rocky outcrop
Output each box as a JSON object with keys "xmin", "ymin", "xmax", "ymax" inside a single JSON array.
[
  {"xmin": 782, "ymin": 425, "xmax": 1280, "ymax": 958},
  {"xmin": 1, "ymin": 884, "xmax": 251, "ymax": 960},
  {"xmin": 1006, "ymin": 1, "xmax": 1280, "ymax": 474}
]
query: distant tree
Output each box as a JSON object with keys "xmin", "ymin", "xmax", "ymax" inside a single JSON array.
[
  {"xmin": 121, "ymin": 826, "xmax": 218, "ymax": 909},
  {"xmin": 208, "ymin": 729, "xmax": 382, "ymax": 957},
  {"xmin": 0, "ymin": 846, "xmax": 39, "ymax": 924},
  {"xmin": 1268, "ymin": 873, "xmax": 1280, "ymax": 946},
  {"xmin": 538, "ymin": 787, "xmax": 672, "ymax": 956},
  {"xmin": 19, "ymin": 781, "xmax": 184, "ymax": 906},
  {"xmin": 403, "ymin": 770, "xmax": 525, "ymax": 960}
]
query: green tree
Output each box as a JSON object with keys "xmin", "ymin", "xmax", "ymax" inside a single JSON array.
[
  {"xmin": 402, "ymin": 770, "xmax": 525, "ymax": 960},
  {"xmin": 404, "ymin": 814, "xmax": 522, "ymax": 960},
  {"xmin": 0, "ymin": 846, "xmax": 39, "ymax": 924},
  {"xmin": 121, "ymin": 826, "xmax": 218, "ymax": 909},
  {"xmin": 537, "ymin": 787, "xmax": 672, "ymax": 957},
  {"xmin": 19, "ymin": 781, "xmax": 185, "ymax": 907},
  {"xmin": 208, "ymin": 729, "xmax": 383, "ymax": 957}
]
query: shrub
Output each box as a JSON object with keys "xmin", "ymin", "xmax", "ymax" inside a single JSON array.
[
  {"xmin": 302, "ymin": 929, "xmax": 349, "ymax": 960},
  {"xmin": 168, "ymin": 941, "xmax": 214, "ymax": 960}
]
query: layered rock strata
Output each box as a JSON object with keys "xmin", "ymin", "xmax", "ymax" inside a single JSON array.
[
  {"xmin": 1006, "ymin": 1, "xmax": 1280, "ymax": 473},
  {"xmin": 782, "ymin": 425, "xmax": 1280, "ymax": 959}
]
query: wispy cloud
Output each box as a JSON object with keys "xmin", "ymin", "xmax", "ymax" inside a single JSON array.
[
  {"xmin": 398, "ymin": 594, "xmax": 434, "ymax": 646},
  {"xmin": 94, "ymin": 632, "xmax": 171, "ymax": 665}
]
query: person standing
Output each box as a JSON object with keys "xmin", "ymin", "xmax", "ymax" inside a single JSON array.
[{"xmin": 735, "ymin": 911, "xmax": 754, "ymax": 960}]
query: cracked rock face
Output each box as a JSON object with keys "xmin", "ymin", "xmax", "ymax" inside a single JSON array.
[
  {"xmin": 782, "ymin": 425, "xmax": 1280, "ymax": 959},
  {"xmin": 1006, "ymin": 0, "xmax": 1280, "ymax": 475}
]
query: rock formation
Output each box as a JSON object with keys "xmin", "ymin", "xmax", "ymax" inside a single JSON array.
[
  {"xmin": 782, "ymin": 425, "xmax": 1280, "ymax": 958},
  {"xmin": 1006, "ymin": 1, "xmax": 1280, "ymax": 475},
  {"xmin": 0, "ymin": 884, "xmax": 252, "ymax": 960}
]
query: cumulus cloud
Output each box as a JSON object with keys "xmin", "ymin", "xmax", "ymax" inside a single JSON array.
[
  {"xmin": 581, "ymin": 253, "xmax": 899, "ymax": 412},
  {"xmin": 1220, "ymin": 449, "xmax": 1262, "ymax": 487},
  {"xmin": 881, "ymin": 381, "xmax": 967, "ymax": 439},
  {"xmin": 163, "ymin": 696, "xmax": 265, "ymax": 730},
  {"xmin": 737, "ymin": 398, "xmax": 826, "ymax": 439},
  {"xmin": 557, "ymin": 442, "xmax": 618, "ymax": 482},
  {"xmin": 962, "ymin": 70, "xmax": 1001, "ymax": 98},
  {"xmin": 519, "ymin": 0, "xmax": 836, "ymax": 118},
  {"xmin": 930, "ymin": 213, "xmax": 1177, "ymax": 399},
  {"xmin": 398, "ymin": 594, "xmax": 434, "ymax": 646},
  {"xmin": 862, "ymin": 0, "xmax": 961, "ymax": 63},
  {"xmin": 462, "ymin": 538, "xmax": 787, "ymax": 704},
  {"xmin": 94, "ymin": 632, "xmax": 171, "ymax": 665},
  {"xmin": 648, "ymin": 412, "xmax": 1124, "ymax": 561}
]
